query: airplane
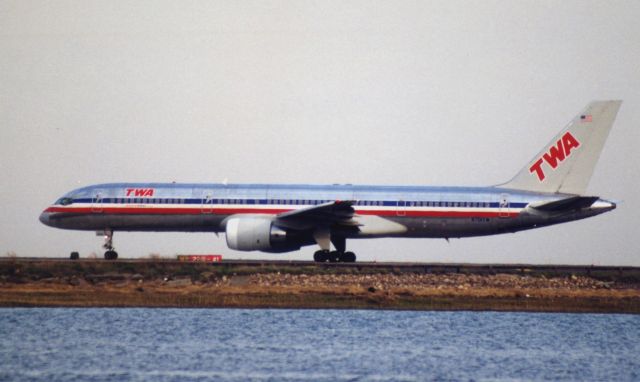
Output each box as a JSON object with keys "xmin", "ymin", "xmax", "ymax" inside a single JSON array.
[{"xmin": 40, "ymin": 100, "xmax": 621, "ymax": 262}]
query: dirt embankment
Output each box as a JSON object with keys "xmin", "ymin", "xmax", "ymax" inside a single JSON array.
[{"xmin": 1, "ymin": 260, "xmax": 639, "ymax": 313}]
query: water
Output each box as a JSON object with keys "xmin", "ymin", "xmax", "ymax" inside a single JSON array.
[{"xmin": 0, "ymin": 309, "xmax": 639, "ymax": 381}]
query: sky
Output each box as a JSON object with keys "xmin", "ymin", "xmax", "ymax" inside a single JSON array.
[{"xmin": 1, "ymin": 1, "xmax": 639, "ymax": 265}]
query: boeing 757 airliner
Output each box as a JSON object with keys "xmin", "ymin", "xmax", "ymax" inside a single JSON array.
[{"xmin": 40, "ymin": 101, "xmax": 621, "ymax": 262}]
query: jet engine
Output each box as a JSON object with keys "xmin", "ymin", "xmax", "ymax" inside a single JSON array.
[{"xmin": 225, "ymin": 217, "xmax": 292, "ymax": 251}]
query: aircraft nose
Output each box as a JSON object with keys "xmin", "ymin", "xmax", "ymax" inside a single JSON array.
[{"xmin": 39, "ymin": 211, "xmax": 51, "ymax": 226}]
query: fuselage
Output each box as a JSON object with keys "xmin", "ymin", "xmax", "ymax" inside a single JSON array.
[{"xmin": 39, "ymin": 182, "xmax": 614, "ymax": 239}]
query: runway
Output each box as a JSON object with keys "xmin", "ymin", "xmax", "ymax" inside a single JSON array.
[
  {"xmin": 2, "ymin": 257, "xmax": 639, "ymax": 312},
  {"xmin": 3, "ymin": 257, "xmax": 639, "ymax": 278}
]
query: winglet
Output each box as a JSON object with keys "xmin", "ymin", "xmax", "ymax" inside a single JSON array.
[{"xmin": 500, "ymin": 100, "xmax": 622, "ymax": 195}]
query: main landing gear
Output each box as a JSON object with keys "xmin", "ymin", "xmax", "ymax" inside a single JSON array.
[
  {"xmin": 102, "ymin": 229, "xmax": 118, "ymax": 260},
  {"xmin": 313, "ymin": 250, "xmax": 356, "ymax": 263},
  {"xmin": 311, "ymin": 230, "xmax": 356, "ymax": 263}
]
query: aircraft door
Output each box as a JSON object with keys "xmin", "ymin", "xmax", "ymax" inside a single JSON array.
[
  {"xmin": 91, "ymin": 190, "xmax": 105, "ymax": 213},
  {"xmin": 498, "ymin": 193, "xmax": 510, "ymax": 218},
  {"xmin": 396, "ymin": 199, "xmax": 407, "ymax": 216},
  {"xmin": 201, "ymin": 190, "xmax": 215, "ymax": 214}
]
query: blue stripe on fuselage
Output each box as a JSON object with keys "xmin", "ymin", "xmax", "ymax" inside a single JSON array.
[{"xmin": 67, "ymin": 197, "xmax": 528, "ymax": 209}]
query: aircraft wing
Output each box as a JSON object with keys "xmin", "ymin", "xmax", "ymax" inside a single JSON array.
[{"xmin": 275, "ymin": 200, "xmax": 358, "ymax": 229}]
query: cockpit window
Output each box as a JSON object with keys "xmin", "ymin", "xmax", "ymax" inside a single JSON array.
[{"xmin": 56, "ymin": 197, "xmax": 74, "ymax": 206}]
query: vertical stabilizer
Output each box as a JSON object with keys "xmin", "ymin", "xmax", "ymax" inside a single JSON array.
[{"xmin": 500, "ymin": 100, "xmax": 621, "ymax": 195}]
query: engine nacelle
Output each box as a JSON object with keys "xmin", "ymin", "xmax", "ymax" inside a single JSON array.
[{"xmin": 225, "ymin": 217, "xmax": 288, "ymax": 251}]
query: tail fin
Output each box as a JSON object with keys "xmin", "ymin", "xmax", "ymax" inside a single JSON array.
[{"xmin": 500, "ymin": 100, "xmax": 622, "ymax": 195}]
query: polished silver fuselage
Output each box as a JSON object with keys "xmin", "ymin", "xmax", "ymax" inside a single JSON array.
[{"xmin": 40, "ymin": 182, "xmax": 614, "ymax": 241}]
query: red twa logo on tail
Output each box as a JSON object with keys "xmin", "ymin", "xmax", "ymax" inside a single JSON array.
[
  {"xmin": 529, "ymin": 132, "xmax": 581, "ymax": 181},
  {"xmin": 126, "ymin": 188, "xmax": 155, "ymax": 197}
]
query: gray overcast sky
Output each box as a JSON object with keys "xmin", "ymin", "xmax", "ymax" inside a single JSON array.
[{"xmin": 1, "ymin": 1, "xmax": 639, "ymax": 264}]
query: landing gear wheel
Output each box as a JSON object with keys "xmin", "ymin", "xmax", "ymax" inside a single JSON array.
[
  {"xmin": 342, "ymin": 251, "xmax": 356, "ymax": 263},
  {"xmin": 314, "ymin": 250, "xmax": 330, "ymax": 262},
  {"xmin": 104, "ymin": 250, "xmax": 118, "ymax": 260},
  {"xmin": 329, "ymin": 251, "xmax": 341, "ymax": 263},
  {"xmin": 313, "ymin": 250, "xmax": 357, "ymax": 263}
]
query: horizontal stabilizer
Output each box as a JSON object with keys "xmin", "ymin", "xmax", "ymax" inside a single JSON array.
[{"xmin": 530, "ymin": 196, "xmax": 599, "ymax": 212}]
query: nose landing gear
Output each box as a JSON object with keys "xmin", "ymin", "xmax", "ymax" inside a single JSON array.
[{"xmin": 102, "ymin": 230, "xmax": 118, "ymax": 260}]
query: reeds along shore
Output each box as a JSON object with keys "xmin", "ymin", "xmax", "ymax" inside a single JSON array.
[{"xmin": 1, "ymin": 259, "xmax": 639, "ymax": 313}]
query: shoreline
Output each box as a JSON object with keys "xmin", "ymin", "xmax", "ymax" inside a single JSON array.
[{"xmin": 1, "ymin": 259, "xmax": 639, "ymax": 313}]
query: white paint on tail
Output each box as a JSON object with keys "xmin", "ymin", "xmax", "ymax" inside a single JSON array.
[{"xmin": 500, "ymin": 100, "xmax": 622, "ymax": 195}]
